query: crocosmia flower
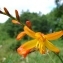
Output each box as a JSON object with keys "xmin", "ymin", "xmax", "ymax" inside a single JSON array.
[{"xmin": 17, "ymin": 26, "xmax": 63, "ymax": 57}]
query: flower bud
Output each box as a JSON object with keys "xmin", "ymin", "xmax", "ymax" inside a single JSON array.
[
  {"xmin": 12, "ymin": 20, "xmax": 20, "ymax": 24},
  {"xmin": 4, "ymin": 7, "xmax": 10, "ymax": 16},
  {"xmin": 26, "ymin": 21, "xmax": 31, "ymax": 28},
  {"xmin": 15, "ymin": 10, "xmax": 20, "ymax": 21}
]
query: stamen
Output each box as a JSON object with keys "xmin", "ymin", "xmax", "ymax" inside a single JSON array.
[{"xmin": 36, "ymin": 41, "xmax": 39, "ymax": 48}]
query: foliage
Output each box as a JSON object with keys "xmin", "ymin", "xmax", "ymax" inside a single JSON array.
[
  {"xmin": 20, "ymin": 11, "xmax": 51, "ymax": 33},
  {"xmin": 0, "ymin": 38, "xmax": 63, "ymax": 63},
  {"xmin": 2, "ymin": 18, "xmax": 23, "ymax": 38}
]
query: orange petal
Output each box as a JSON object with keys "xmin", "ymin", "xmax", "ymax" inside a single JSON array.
[
  {"xmin": 17, "ymin": 47, "xmax": 30, "ymax": 58},
  {"xmin": 12, "ymin": 20, "xmax": 20, "ymax": 24},
  {"xmin": 17, "ymin": 39, "xmax": 37, "ymax": 57},
  {"xmin": 16, "ymin": 32, "xmax": 26, "ymax": 40},
  {"xmin": 24, "ymin": 26, "xmax": 35, "ymax": 38},
  {"xmin": 45, "ymin": 31, "xmax": 63, "ymax": 40},
  {"xmin": 45, "ymin": 40, "xmax": 60, "ymax": 53}
]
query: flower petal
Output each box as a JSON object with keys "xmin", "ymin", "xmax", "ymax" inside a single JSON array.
[
  {"xmin": 17, "ymin": 39, "xmax": 37, "ymax": 57},
  {"xmin": 16, "ymin": 32, "xmax": 26, "ymax": 40},
  {"xmin": 24, "ymin": 26, "xmax": 35, "ymax": 38},
  {"xmin": 45, "ymin": 31, "xmax": 63, "ymax": 40},
  {"xmin": 45, "ymin": 40, "xmax": 60, "ymax": 53}
]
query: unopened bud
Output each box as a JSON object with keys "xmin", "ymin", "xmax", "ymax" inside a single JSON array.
[
  {"xmin": 26, "ymin": 21, "xmax": 31, "ymax": 28},
  {"xmin": 12, "ymin": 20, "xmax": 20, "ymax": 24},
  {"xmin": 15, "ymin": 10, "xmax": 20, "ymax": 21},
  {"xmin": 4, "ymin": 7, "xmax": 10, "ymax": 16}
]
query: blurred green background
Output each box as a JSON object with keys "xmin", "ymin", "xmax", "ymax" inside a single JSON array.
[{"xmin": 0, "ymin": 0, "xmax": 63, "ymax": 63}]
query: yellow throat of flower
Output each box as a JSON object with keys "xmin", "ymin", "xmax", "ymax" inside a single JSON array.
[{"xmin": 35, "ymin": 32, "xmax": 46, "ymax": 42}]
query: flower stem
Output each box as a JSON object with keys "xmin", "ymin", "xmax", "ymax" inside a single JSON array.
[
  {"xmin": 47, "ymin": 53, "xmax": 55, "ymax": 63},
  {"xmin": 54, "ymin": 53, "xmax": 63, "ymax": 63}
]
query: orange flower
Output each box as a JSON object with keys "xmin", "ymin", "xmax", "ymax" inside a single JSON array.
[{"xmin": 17, "ymin": 26, "xmax": 63, "ymax": 57}]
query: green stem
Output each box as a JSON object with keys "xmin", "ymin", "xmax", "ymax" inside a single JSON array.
[
  {"xmin": 47, "ymin": 53, "xmax": 55, "ymax": 63},
  {"xmin": 54, "ymin": 53, "xmax": 63, "ymax": 63}
]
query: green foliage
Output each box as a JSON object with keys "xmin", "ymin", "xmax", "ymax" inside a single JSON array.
[
  {"xmin": 20, "ymin": 11, "xmax": 51, "ymax": 33},
  {"xmin": 1, "ymin": 5, "xmax": 63, "ymax": 38},
  {"xmin": 9, "ymin": 41, "xmax": 21, "ymax": 51},
  {"xmin": 2, "ymin": 18, "xmax": 23, "ymax": 38},
  {"xmin": 0, "ymin": 38, "xmax": 63, "ymax": 63},
  {"xmin": 46, "ymin": 4, "xmax": 63, "ymax": 31},
  {"xmin": 55, "ymin": 0, "xmax": 63, "ymax": 7},
  {"xmin": 0, "ymin": 23, "xmax": 9, "ymax": 40},
  {"xmin": 54, "ymin": 5, "xmax": 63, "ymax": 18},
  {"xmin": 1, "ymin": 4, "xmax": 63, "ymax": 38},
  {"xmin": 0, "ymin": 11, "xmax": 51, "ymax": 38}
]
